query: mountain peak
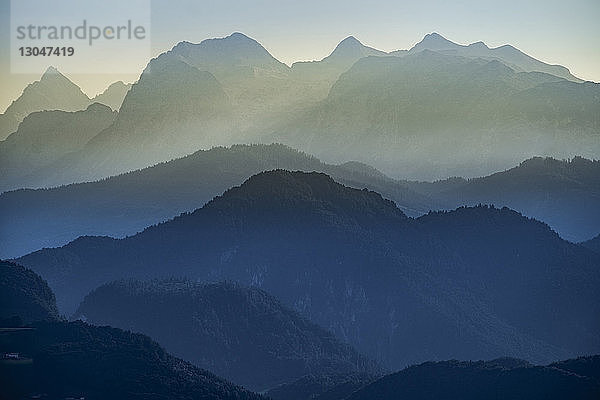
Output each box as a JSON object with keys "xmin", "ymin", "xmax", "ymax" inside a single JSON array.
[
  {"xmin": 324, "ymin": 36, "xmax": 386, "ymax": 64},
  {"xmin": 44, "ymin": 65, "xmax": 60, "ymax": 75},
  {"xmin": 410, "ymin": 32, "xmax": 461, "ymax": 53},
  {"xmin": 41, "ymin": 66, "xmax": 67, "ymax": 80},
  {"xmin": 202, "ymin": 170, "xmax": 407, "ymax": 223},
  {"xmin": 171, "ymin": 32, "xmax": 286, "ymax": 71},
  {"xmin": 337, "ymin": 36, "xmax": 362, "ymax": 48}
]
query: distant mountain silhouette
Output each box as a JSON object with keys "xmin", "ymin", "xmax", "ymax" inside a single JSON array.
[
  {"xmin": 406, "ymin": 156, "xmax": 600, "ymax": 242},
  {"xmin": 6, "ymin": 33, "xmax": 596, "ymax": 184},
  {"xmin": 0, "ymin": 67, "xmax": 91, "ymax": 141},
  {"xmin": 16, "ymin": 171, "xmax": 600, "ymax": 369},
  {"xmin": 90, "ymin": 81, "xmax": 131, "ymax": 110},
  {"xmin": 291, "ymin": 36, "xmax": 387, "ymax": 87},
  {"xmin": 0, "ymin": 144, "xmax": 437, "ymax": 259},
  {"xmin": 0, "ymin": 103, "xmax": 116, "ymax": 192},
  {"xmin": 74, "ymin": 279, "xmax": 380, "ymax": 391},
  {"xmin": 0, "ymin": 260, "xmax": 59, "ymax": 323},
  {"xmin": 269, "ymin": 50, "xmax": 599, "ymax": 179},
  {"xmin": 406, "ymin": 32, "xmax": 582, "ymax": 82},
  {"xmin": 346, "ymin": 357, "xmax": 600, "ymax": 400}
]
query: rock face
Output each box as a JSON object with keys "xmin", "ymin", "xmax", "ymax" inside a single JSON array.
[
  {"xmin": 17, "ymin": 171, "xmax": 600, "ymax": 369},
  {"xmin": 75, "ymin": 279, "xmax": 379, "ymax": 391}
]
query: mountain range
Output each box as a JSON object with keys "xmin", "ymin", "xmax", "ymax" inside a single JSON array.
[
  {"xmin": 0, "ymin": 144, "xmax": 437, "ymax": 258},
  {"xmin": 2, "ymin": 32, "xmax": 596, "ymax": 188},
  {"xmin": 74, "ymin": 279, "xmax": 380, "ymax": 392},
  {"xmin": 0, "ymin": 261, "xmax": 265, "ymax": 400},
  {"xmin": 0, "ymin": 67, "xmax": 129, "ymax": 141},
  {"xmin": 1, "ymin": 144, "xmax": 597, "ymax": 259},
  {"xmin": 15, "ymin": 170, "xmax": 600, "ymax": 370},
  {"xmin": 269, "ymin": 49, "xmax": 598, "ymax": 179}
]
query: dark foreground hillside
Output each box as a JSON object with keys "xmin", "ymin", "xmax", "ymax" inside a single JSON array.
[
  {"xmin": 0, "ymin": 321, "xmax": 265, "ymax": 400},
  {"xmin": 75, "ymin": 279, "xmax": 380, "ymax": 391},
  {"xmin": 0, "ymin": 260, "xmax": 59, "ymax": 323}
]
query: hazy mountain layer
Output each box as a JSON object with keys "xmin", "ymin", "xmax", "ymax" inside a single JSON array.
[
  {"xmin": 0, "ymin": 103, "xmax": 117, "ymax": 192},
  {"xmin": 0, "ymin": 144, "xmax": 437, "ymax": 259},
  {"xmin": 406, "ymin": 156, "xmax": 600, "ymax": 242},
  {"xmin": 90, "ymin": 81, "xmax": 132, "ymax": 110},
  {"xmin": 268, "ymin": 50, "xmax": 599, "ymax": 179},
  {"xmin": 16, "ymin": 171, "xmax": 600, "ymax": 369},
  {"xmin": 0, "ymin": 67, "xmax": 91, "ymax": 141},
  {"xmin": 75, "ymin": 279, "xmax": 379, "ymax": 391},
  {"xmin": 7, "ymin": 33, "xmax": 597, "ymax": 186},
  {"xmin": 405, "ymin": 32, "xmax": 582, "ymax": 82}
]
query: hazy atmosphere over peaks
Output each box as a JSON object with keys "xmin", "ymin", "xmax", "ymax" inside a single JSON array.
[
  {"xmin": 1, "ymin": 2, "xmax": 600, "ymax": 398},
  {"xmin": 1, "ymin": 0, "xmax": 599, "ymax": 111}
]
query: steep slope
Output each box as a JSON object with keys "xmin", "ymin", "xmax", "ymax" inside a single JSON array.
[
  {"xmin": 0, "ymin": 260, "xmax": 59, "ymax": 323},
  {"xmin": 91, "ymin": 81, "xmax": 132, "ymax": 110},
  {"xmin": 0, "ymin": 67, "xmax": 91, "ymax": 141},
  {"xmin": 346, "ymin": 358, "xmax": 600, "ymax": 400},
  {"xmin": 291, "ymin": 36, "xmax": 388, "ymax": 94},
  {"xmin": 0, "ymin": 320, "xmax": 265, "ymax": 400},
  {"xmin": 74, "ymin": 279, "xmax": 379, "ymax": 391},
  {"xmin": 270, "ymin": 50, "xmax": 599, "ymax": 179},
  {"xmin": 407, "ymin": 156, "xmax": 600, "ymax": 242},
  {"xmin": 405, "ymin": 32, "xmax": 582, "ymax": 82},
  {"xmin": 0, "ymin": 144, "xmax": 437, "ymax": 259},
  {"xmin": 0, "ymin": 103, "xmax": 117, "ymax": 192},
  {"xmin": 16, "ymin": 171, "xmax": 600, "ymax": 369}
]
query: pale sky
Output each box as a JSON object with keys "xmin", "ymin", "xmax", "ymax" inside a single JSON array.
[{"xmin": 1, "ymin": 0, "xmax": 599, "ymax": 112}]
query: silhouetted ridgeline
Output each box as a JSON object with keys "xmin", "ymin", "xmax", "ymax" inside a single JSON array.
[
  {"xmin": 0, "ymin": 143, "xmax": 437, "ymax": 259},
  {"xmin": 75, "ymin": 279, "xmax": 380, "ymax": 392},
  {"xmin": 3, "ymin": 33, "xmax": 598, "ymax": 189},
  {"xmin": 408, "ymin": 156, "xmax": 600, "ymax": 242},
  {"xmin": 0, "ymin": 260, "xmax": 59, "ymax": 323},
  {"xmin": 0, "ymin": 261, "xmax": 265, "ymax": 400},
  {"xmin": 0, "ymin": 321, "xmax": 265, "ymax": 400},
  {"xmin": 16, "ymin": 170, "xmax": 600, "ymax": 369}
]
